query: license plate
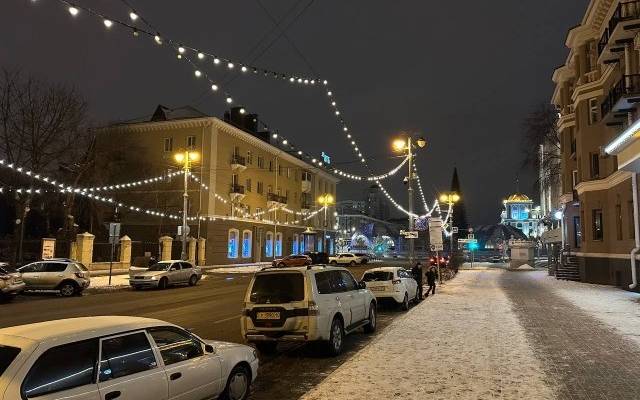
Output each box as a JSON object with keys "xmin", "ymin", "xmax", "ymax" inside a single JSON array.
[
  {"xmin": 257, "ymin": 312, "xmax": 280, "ymax": 320},
  {"xmin": 370, "ymin": 287, "xmax": 385, "ymax": 292}
]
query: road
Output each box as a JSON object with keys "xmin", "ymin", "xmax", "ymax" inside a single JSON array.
[{"xmin": 0, "ymin": 264, "xmax": 414, "ymax": 400}]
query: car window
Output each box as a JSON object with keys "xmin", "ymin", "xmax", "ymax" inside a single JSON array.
[
  {"xmin": 74, "ymin": 263, "xmax": 89, "ymax": 272},
  {"xmin": 179, "ymin": 262, "xmax": 192, "ymax": 270},
  {"xmin": 170, "ymin": 263, "xmax": 181, "ymax": 271},
  {"xmin": 22, "ymin": 339, "xmax": 98, "ymax": 398},
  {"xmin": 315, "ymin": 271, "xmax": 333, "ymax": 294},
  {"xmin": 340, "ymin": 271, "xmax": 358, "ymax": 291},
  {"xmin": 250, "ymin": 273, "xmax": 305, "ymax": 303},
  {"xmin": 20, "ymin": 263, "xmax": 44, "ymax": 273},
  {"xmin": 44, "ymin": 263, "xmax": 67, "ymax": 273},
  {"xmin": 99, "ymin": 332, "xmax": 157, "ymax": 382},
  {"xmin": 0, "ymin": 345, "xmax": 20, "ymax": 377},
  {"xmin": 148, "ymin": 327, "xmax": 203, "ymax": 366},
  {"xmin": 362, "ymin": 271, "xmax": 394, "ymax": 282},
  {"xmin": 148, "ymin": 262, "xmax": 171, "ymax": 271}
]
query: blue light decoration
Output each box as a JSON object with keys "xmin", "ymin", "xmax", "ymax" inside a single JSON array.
[
  {"xmin": 415, "ymin": 217, "xmax": 428, "ymax": 231},
  {"xmin": 265, "ymin": 233, "xmax": 273, "ymax": 257},
  {"xmin": 228, "ymin": 232, "xmax": 238, "ymax": 258},
  {"xmin": 468, "ymin": 242, "xmax": 479, "ymax": 251},
  {"xmin": 321, "ymin": 152, "xmax": 331, "ymax": 165},
  {"xmin": 242, "ymin": 232, "xmax": 251, "ymax": 258},
  {"xmin": 292, "ymin": 235, "xmax": 299, "ymax": 255}
]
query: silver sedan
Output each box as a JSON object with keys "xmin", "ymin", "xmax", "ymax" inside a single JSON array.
[{"xmin": 129, "ymin": 260, "xmax": 202, "ymax": 290}]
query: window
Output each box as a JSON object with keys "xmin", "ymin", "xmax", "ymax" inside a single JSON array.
[
  {"xmin": 247, "ymin": 151, "xmax": 253, "ymax": 165},
  {"xmin": 257, "ymin": 156, "xmax": 264, "ymax": 169},
  {"xmin": 186, "ymin": 135, "xmax": 196, "ymax": 149},
  {"xmin": 255, "ymin": 207, "xmax": 263, "ymax": 220},
  {"xmin": 572, "ymin": 170, "xmax": 578, "ymax": 188},
  {"xmin": 269, "ymin": 160, "xmax": 273, "ymax": 172},
  {"xmin": 228, "ymin": 229, "xmax": 239, "ymax": 258},
  {"xmin": 249, "ymin": 273, "xmax": 304, "ymax": 303},
  {"xmin": 0, "ymin": 345, "xmax": 20, "ymax": 377},
  {"xmin": 233, "ymin": 146, "xmax": 240, "ymax": 156},
  {"xmin": 592, "ymin": 209, "xmax": 604, "ymax": 241},
  {"xmin": 292, "ymin": 234, "xmax": 299, "ymax": 255},
  {"xmin": 99, "ymin": 332, "xmax": 156, "ymax": 382},
  {"xmin": 590, "ymin": 153, "xmax": 600, "ymax": 178},
  {"xmin": 232, "ymin": 174, "xmax": 239, "ymax": 186},
  {"xmin": 285, "ymin": 190, "xmax": 290, "ymax": 202},
  {"xmin": 278, "ymin": 165, "xmax": 282, "ymax": 176},
  {"xmin": 338, "ymin": 270, "xmax": 358, "ymax": 292},
  {"xmin": 616, "ymin": 204, "xmax": 623, "ymax": 240},
  {"xmin": 287, "ymin": 167, "xmax": 291, "ymax": 178},
  {"xmin": 265, "ymin": 231, "xmax": 273, "ymax": 257},
  {"xmin": 275, "ymin": 232, "xmax": 283, "ymax": 257},
  {"xmin": 629, "ymin": 201, "xmax": 636, "ymax": 239},
  {"xmin": 23, "ymin": 339, "xmax": 98, "ymax": 397},
  {"xmin": 267, "ymin": 185, "xmax": 273, "ymax": 194},
  {"xmin": 246, "ymin": 178, "xmax": 252, "ymax": 192},
  {"xmin": 148, "ymin": 327, "xmax": 203, "ymax": 366},
  {"xmin": 299, "ymin": 237, "xmax": 305, "ymax": 254},
  {"xmin": 242, "ymin": 230, "xmax": 252, "ymax": 258},
  {"xmin": 44, "ymin": 262, "xmax": 67, "ymax": 272},
  {"xmin": 588, "ymin": 98, "xmax": 599, "ymax": 125},
  {"xmin": 163, "ymin": 137, "xmax": 173, "ymax": 152},
  {"xmin": 257, "ymin": 181, "xmax": 264, "ymax": 195},
  {"xmin": 315, "ymin": 271, "xmax": 336, "ymax": 294}
]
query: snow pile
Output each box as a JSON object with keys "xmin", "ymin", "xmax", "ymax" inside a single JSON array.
[
  {"xmin": 89, "ymin": 274, "xmax": 130, "ymax": 288},
  {"xmin": 543, "ymin": 272, "xmax": 640, "ymax": 347},
  {"xmin": 516, "ymin": 264, "xmax": 534, "ymax": 270},
  {"xmin": 302, "ymin": 270, "xmax": 554, "ymax": 400},
  {"xmin": 208, "ymin": 265, "xmax": 264, "ymax": 274}
]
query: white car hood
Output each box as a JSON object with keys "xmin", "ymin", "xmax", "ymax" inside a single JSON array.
[{"xmin": 134, "ymin": 270, "xmax": 167, "ymax": 278}]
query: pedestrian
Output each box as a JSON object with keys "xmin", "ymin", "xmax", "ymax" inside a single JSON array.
[
  {"xmin": 426, "ymin": 266, "xmax": 437, "ymax": 296},
  {"xmin": 411, "ymin": 262, "xmax": 423, "ymax": 300}
]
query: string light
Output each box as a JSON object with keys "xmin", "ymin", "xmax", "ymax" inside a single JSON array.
[
  {"xmin": 129, "ymin": 11, "xmax": 138, "ymax": 21},
  {"xmin": 68, "ymin": 5, "xmax": 78, "ymax": 16},
  {"xmin": 103, "ymin": 19, "xmax": 113, "ymax": 28}
]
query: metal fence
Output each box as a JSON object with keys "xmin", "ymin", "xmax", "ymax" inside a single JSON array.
[
  {"xmin": 0, "ymin": 239, "xmax": 42, "ymax": 265},
  {"xmin": 131, "ymin": 241, "xmax": 159, "ymax": 259},
  {"xmin": 93, "ymin": 242, "xmax": 120, "ymax": 263}
]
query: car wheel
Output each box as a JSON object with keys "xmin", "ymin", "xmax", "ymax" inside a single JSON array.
[
  {"xmin": 401, "ymin": 292, "xmax": 409, "ymax": 311},
  {"xmin": 132, "ymin": 285, "xmax": 142, "ymax": 290},
  {"xmin": 59, "ymin": 282, "xmax": 76, "ymax": 297},
  {"xmin": 221, "ymin": 364, "xmax": 251, "ymax": 400},
  {"xmin": 255, "ymin": 342, "xmax": 277, "ymax": 355},
  {"xmin": 326, "ymin": 317, "xmax": 344, "ymax": 356},
  {"xmin": 363, "ymin": 302, "xmax": 377, "ymax": 333},
  {"xmin": 158, "ymin": 277, "xmax": 168, "ymax": 290},
  {"xmin": 188, "ymin": 275, "xmax": 198, "ymax": 286},
  {"xmin": 330, "ymin": 260, "xmax": 337, "ymax": 265},
  {"xmin": 277, "ymin": 262, "xmax": 286, "ymax": 268},
  {"xmin": 349, "ymin": 261, "xmax": 355, "ymax": 266}
]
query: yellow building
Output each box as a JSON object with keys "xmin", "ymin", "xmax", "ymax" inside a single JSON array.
[
  {"xmin": 96, "ymin": 105, "xmax": 339, "ymax": 265},
  {"xmin": 552, "ymin": 0, "xmax": 640, "ymax": 289}
]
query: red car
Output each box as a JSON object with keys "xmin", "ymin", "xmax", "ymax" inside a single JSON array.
[
  {"xmin": 429, "ymin": 255, "xmax": 449, "ymax": 267},
  {"xmin": 272, "ymin": 254, "xmax": 312, "ymax": 268}
]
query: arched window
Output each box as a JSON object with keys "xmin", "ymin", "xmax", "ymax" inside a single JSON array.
[
  {"xmin": 275, "ymin": 232, "xmax": 283, "ymax": 257},
  {"xmin": 292, "ymin": 234, "xmax": 299, "ymax": 255},
  {"xmin": 242, "ymin": 230, "xmax": 252, "ymax": 258},
  {"xmin": 265, "ymin": 231, "xmax": 273, "ymax": 258},
  {"xmin": 228, "ymin": 229, "xmax": 239, "ymax": 259},
  {"xmin": 298, "ymin": 236, "xmax": 305, "ymax": 254}
]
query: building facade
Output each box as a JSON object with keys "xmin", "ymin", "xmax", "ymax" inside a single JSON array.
[
  {"xmin": 500, "ymin": 194, "xmax": 541, "ymax": 238},
  {"xmin": 552, "ymin": 0, "xmax": 640, "ymax": 289},
  {"xmin": 96, "ymin": 105, "xmax": 339, "ymax": 265}
]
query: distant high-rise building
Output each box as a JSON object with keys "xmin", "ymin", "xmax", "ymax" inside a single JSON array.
[{"xmin": 365, "ymin": 184, "xmax": 389, "ymax": 220}]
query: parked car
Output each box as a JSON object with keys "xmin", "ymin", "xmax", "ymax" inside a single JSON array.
[
  {"xmin": 353, "ymin": 252, "xmax": 371, "ymax": 264},
  {"xmin": 17, "ymin": 259, "xmax": 90, "ymax": 297},
  {"xmin": 129, "ymin": 260, "xmax": 202, "ymax": 290},
  {"xmin": 0, "ymin": 263, "xmax": 25, "ymax": 301},
  {"xmin": 304, "ymin": 251, "xmax": 329, "ymax": 264},
  {"xmin": 272, "ymin": 254, "xmax": 312, "ymax": 268},
  {"xmin": 429, "ymin": 254, "xmax": 450, "ymax": 267},
  {"xmin": 328, "ymin": 253, "xmax": 363, "ymax": 266},
  {"xmin": 490, "ymin": 255, "xmax": 504, "ymax": 263},
  {"xmin": 0, "ymin": 316, "xmax": 258, "ymax": 400},
  {"xmin": 241, "ymin": 265, "xmax": 377, "ymax": 356},
  {"xmin": 361, "ymin": 267, "xmax": 419, "ymax": 310}
]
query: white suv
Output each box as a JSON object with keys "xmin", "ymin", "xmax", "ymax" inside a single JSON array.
[
  {"xmin": 240, "ymin": 265, "xmax": 377, "ymax": 356},
  {"xmin": 362, "ymin": 267, "xmax": 419, "ymax": 310},
  {"xmin": 328, "ymin": 253, "xmax": 363, "ymax": 266}
]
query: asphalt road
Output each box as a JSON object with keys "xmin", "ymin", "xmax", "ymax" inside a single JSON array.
[{"xmin": 0, "ymin": 264, "xmax": 416, "ymax": 400}]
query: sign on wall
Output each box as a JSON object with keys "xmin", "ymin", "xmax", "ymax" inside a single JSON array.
[{"xmin": 41, "ymin": 238, "xmax": 56, "ymax": 260}]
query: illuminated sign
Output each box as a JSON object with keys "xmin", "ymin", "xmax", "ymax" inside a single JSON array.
[{"xmin": 321, "ymin": 152, "xmax": 331, "ymax": 164}]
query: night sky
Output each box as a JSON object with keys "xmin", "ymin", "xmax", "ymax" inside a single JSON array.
[{"xmin": 1, "ymin": 0, "xmax": 589, "ymax": 225}]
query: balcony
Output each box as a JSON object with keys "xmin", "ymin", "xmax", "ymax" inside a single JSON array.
[
  {"xmin": 557, "ymin": 104, "xmax": 576, "ymax": 132},
  {"xmin": 231, "ymin": 154, "xmax": 247, "ymax": 172},
  {"xmin": 267, "ymin": 193, "xmax": 287, "ymax": 208},
  {"xmin": 229, "ymin": 184, "xmax": 245, "ymax": 202},
  {"xmin": 598, "ymin": 1, "xmax": 640, "ymax": 62},
  {"xmin": 600, "ymin": 74, "xmax": 640, "ymax": 124}
]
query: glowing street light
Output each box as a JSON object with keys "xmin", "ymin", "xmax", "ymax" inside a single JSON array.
[
  {"xmin": 174, "ymin": 150, "xmax": 200, "ymax": 260},
  {"xmin": 318, "ymin": 193, "xmax": 335, "ymax": 252}
]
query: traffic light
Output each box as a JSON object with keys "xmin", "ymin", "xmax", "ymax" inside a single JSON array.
[{"xmin": 468, "ymin": 242, "xmax": 479, "ymax": 251}]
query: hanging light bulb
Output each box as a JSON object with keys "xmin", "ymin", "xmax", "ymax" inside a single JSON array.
[
  {"xmin": 226, "ymin": 97, "xmax": 233, "ymax": 104},
  {"xmin": 239, "ymin": 108, "xmax": 246, "ymax": 114},
  {"xmin": 272, "ymin": 133, "xmax": 278, "ymax": 139},
  {"xmin": 327, "ymin": 91, "xmax": 333, "ymax": 96},
  {"xmin": 129, "ymin": 11, "xmax": 138, "ymax": 21},
  {"xmin": 178, "ymin": 46, "xmax": 185, "ymax": 54},
  {"xmin": 68, "ymin": 6, "xmax": 79, "ymax": 16},
  {"xmin": 211, "ymin": 84, "xmax": 218, "ymax": 91},
  {"xmin": 154, "ymin": 34, "xmax": 162, "ymax": 44},
  {"xmin": 282, "ymin": 140, "xmax": 288, "ymax": 145},
  {"xmin": 323, "ymin": 80, "xmax": 328, "ymax": 85},
  {"xmin": 194, "ymin": 70, "xmax": 202, "ymax": 78},
  {"xmin": 103, "ymin": 19, "xmax": 113, "ymax": 28},
  {"xmin": 289, "ymin": 77, "xmax": 295, "ymax": 82},
  {"xmin": 213, "ymin": 57, "xmax": 220, "ymax": 65},
  {"xmin": 241, "ymin": 66, "xmax": 248, "ymax": 73},
  {"xmin": 227, "ymin": 62, "xmax": 234, "ymax": 69},
  {"xmin": 197, "ymin": 52, "xmax": 205, "ymax": 60}
]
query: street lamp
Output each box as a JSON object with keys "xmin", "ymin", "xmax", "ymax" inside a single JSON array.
[
  {"xmin": 174, "ymin": 150, "xmax": 200, "ymax": 260},
  {"xmin": 393, "ymin": 134, "xmax": 427, "ymax": 264},
  {"xmin": 439, "ymin": 192, "xmax": 460, "ymax": 256},
  {"xmin": 317, "ymin": 193, "xmax": 335, "ymax": 253}
]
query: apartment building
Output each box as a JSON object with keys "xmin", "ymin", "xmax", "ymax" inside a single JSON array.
[
  {"xmin": 552, "ymin": 0, "xmax": 640, "ymax": 290},
  {"xmin": 95, "ymin": 105, "xmax": 339, "ymax": 265}
]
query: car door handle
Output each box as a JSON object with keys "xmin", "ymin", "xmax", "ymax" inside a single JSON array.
[
  {"xmin": 105, "ymin": 391, "xmax": 121, "ymax": 400},
  {"xmin": 170, "ymin": 372, "xmax": 182, "ymax": 381}
]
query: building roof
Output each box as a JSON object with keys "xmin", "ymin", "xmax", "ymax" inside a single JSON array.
[{"xmin": 504, "ymin": 193, "xmax": 532, "ymax": 203}]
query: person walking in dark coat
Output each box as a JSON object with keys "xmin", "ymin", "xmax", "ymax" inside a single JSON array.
[
  {"xmin": 411, "ymin": 262, "xmax": 423, "ymax": 300},
  {"xmin": 426, "ymin": 266, "xmax": 437, "ymax": 296}
]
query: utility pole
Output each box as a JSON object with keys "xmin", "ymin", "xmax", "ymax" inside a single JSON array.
[
  {"xmin": 174, "ymin": 150, "xmax": 200, "ymax": 261},
  {"xmin": 407, "ymin": 137, "xmax": 415, "ymax": 265}
]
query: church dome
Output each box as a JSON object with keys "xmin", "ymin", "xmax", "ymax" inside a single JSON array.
[{"xmin": 504, "ymin": 193, "xmax": 531, "ymax": 203}]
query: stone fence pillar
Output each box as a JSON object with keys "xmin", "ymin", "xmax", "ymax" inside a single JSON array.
[
  {"xmin": 188, "ymin": 237, "xmax": 197, "ymax": 264},
  {"xmin": 76, "ymin": 232, "xmax": 95, "ymax": 266},
  {"xmin": 119, "ymin": 235, "xmax": 132, "ymax": 268},
  {"xmin": 197, "ymin": 238, "xmax": 206, "ymax": 266},
  {"xmin": 159, "ymin": 236, "xmax": 173, "ymax": 261}
]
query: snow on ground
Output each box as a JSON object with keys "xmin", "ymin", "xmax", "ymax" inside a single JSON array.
[
  {"xmin": 542, "ymin": 271, "xmax": 640, "ymax": 347},
  {"xmin": 302, "ymin": 270, "xmax": 554, "ymax": 400},
  {"xmin": 207, "ymin": 265, "xmax": 264, "ymax": 274}
]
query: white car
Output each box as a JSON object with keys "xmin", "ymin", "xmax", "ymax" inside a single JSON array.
[
  {"xmin": 328, "ymin": 253, "xmax": 364, "ymax": 266},
  {"xmin": 0, "ymin": 316, "xmax": 258, "ymax": 400},
  {"xmin": 362, "ymin": 267, "xmax": 419, "ymax": 310},
  {"xmin": 129, "ymin": 260, "xmax": 202, "ymax": 290},
  {"xmin": 241, "ymin": 265, "xmax": 377, "ymax": 356}
]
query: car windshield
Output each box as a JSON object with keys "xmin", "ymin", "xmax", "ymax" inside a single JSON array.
[
  {"xmin": 148, "ymin": 262, "xmax": 171, "ymax": 271},
  {"xmin": 0, "ymin": 345, "xmax": 21, "ymax": 377},
  {"xmin": 362, "ymin": 271, "xmax": 394, "ymax": 282},
  {"xmin": 250, "ymin": 273, "xmax": 304, "ymax": 304}
]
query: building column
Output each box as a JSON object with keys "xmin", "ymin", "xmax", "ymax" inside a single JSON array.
[
  {"xmin": 76, "ymin": 232, "xmax": 95, "ymax": 267},
  {"xmin": 119, "ymin": 235, "xmax": 132, "ymax": 268},
  {"xmin": 159, "ymin": 236, "xmax": 173, "ymax": 261},
  {"xmin": 187, "ymin": 237, "xmax": 197, "ymax": 264},
  {"xmin": 197, "ymin": 237, "xmax": 206, "ymax": 266}
]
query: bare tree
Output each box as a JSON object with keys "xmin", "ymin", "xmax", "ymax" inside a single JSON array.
[{"xmin": 521, "ymin": 103, "xmax": 561, "ymax": 188}]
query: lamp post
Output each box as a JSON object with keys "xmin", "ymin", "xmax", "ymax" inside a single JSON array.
[
  {"xmin": 439, "ymin": 192, "xmax": 460, "ymax": 256},
  {"xmin": 393, "ymin": 135, "xmax": 427, "ymax": 264},
  {"xmin": 317, "ymin": 193, "xmax": 335, "ymax": 253},
  {"xmin": 174, "ymin": 150, "xmax": 200, "ymax": 260}
]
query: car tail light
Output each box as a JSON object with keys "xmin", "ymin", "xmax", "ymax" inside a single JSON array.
[
  {"xmin": 308, "ymin": 300, "xmax": 319, "ymax": 316},
  {"xmin": 392, "ymin": 279, "xmax": 402, "ymax": 285}
]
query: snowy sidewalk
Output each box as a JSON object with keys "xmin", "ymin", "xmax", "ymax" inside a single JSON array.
[{"xmin": 303, "ymin": 270, "xmax": 554, "ymax": 400}]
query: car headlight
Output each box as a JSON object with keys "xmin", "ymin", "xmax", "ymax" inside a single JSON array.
[{"xmin": 150, "ymin": 276, "xmax": 158, "ymax": 280}]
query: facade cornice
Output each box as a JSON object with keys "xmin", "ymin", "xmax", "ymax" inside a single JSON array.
[{"xmin": 575, "ymin": 169, "xmax": 632, "ymax": 195}]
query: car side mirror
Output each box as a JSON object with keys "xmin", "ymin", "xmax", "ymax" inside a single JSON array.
[
  {"xmin": 358, "ymin": 281, "xmax": 367, "ymax": 289},
  {"xmin": 204, "ymin": 344, "xmax": 215, "ymax": 353}
]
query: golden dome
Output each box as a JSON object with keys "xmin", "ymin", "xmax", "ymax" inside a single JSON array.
[{"xmin": 504, "ymin": 193, "xmax": 532, "ymax": 203}]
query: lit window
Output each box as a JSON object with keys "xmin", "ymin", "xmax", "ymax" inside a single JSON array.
[
  {"xmin": 163, "ymin": 137, "xmax": 173, "ymax": 152},
  {"xmin": 242, "ymin": 230, "xmax": 252, "ymax": 258},
  {"xmin": 186, "ymin": 136, "xmax": 196, "ymax": 149},
  {"xmin": 275, "ymin": 232, "xmax": 283, "ymax": 257},
  {"xmin": 265, "ymin": 231, "xmax": 273, "ymax": 258},
  {"xmin": 292, "ymin": 234, "xmax": 299, "ymax": 255},
  {"xmin": 228, "ymin": 229, "xmax": 239, "ymax": 258}
]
